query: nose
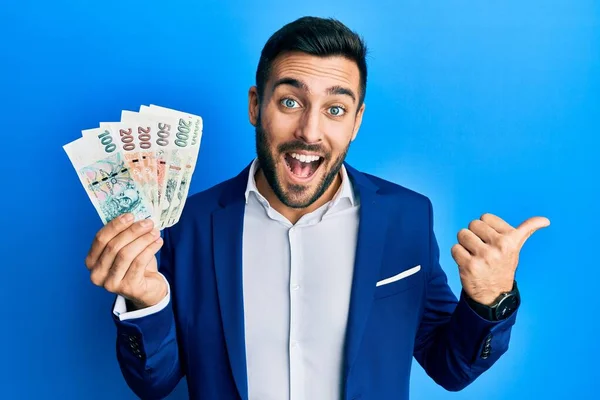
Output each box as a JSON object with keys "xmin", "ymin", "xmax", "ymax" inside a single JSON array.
[{"xmin": 295, "ymin": 107, "xmax": 322, "ymax": 144}]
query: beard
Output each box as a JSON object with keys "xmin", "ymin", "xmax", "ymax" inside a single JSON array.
[{"xmin": 254, "ymin": 118, "xmax": 349, "ymax": 209}]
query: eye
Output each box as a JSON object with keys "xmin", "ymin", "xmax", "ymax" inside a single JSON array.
[
  {"xmin": 281, "ymin": 98, "xmax": 300, "ymax": 108},
  {"xmin": 328, "ymin": 105, "xmax": 346, "ymax": 117}
]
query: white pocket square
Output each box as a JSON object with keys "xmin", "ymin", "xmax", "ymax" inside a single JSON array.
[{"xmin": 376, "ymin": 265, "xmax": 421, "ymax": 287}]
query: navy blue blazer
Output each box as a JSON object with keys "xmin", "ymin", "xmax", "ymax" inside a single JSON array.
[{"xmin": 113, "ymin": 162, "xmax": 519, "ymax": 400}]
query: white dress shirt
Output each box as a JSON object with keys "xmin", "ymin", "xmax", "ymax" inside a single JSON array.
[{"xmin": 114, "ymin": 158, "xmax": 360, "ymax": 400}]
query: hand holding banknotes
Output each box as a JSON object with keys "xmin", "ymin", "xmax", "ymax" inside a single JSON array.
[
  {"xmin": 85, "ymin": 214, "xmax": 166, "ymax": 309},
  {"xmin": 64, "ymin": 104, "xmax": 203, "ymax": 306}
]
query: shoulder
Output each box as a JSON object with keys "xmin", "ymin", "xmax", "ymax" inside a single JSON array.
[
  {"xmin": 183, "ymin": 170, "xmax": 245, "ymax": 215},
  {"xmin": 347, "ymin": 165, "xmax": 433, "ymax": 211},
  {"xmin": 163, "ymin": 167, "xmax": 247, "ymax": 239},
  {"xmin": 186, "ymin": 179, "xmax": 233, "ymax": 210}
]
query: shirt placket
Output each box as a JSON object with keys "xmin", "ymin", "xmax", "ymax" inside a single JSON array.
[{"xmin": 288, "ymin": 224, "xmax": 305, "ymax": 400}]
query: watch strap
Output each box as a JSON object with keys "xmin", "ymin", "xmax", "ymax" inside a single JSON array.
[{"xmin": 465, "ymin": 281, "xmax": 519, "ymax": 321}]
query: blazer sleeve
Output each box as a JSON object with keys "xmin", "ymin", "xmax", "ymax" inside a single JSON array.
[
  {"xmin": 412, "ymin": 199, "xmax": 519, "ymax": 391},
  {"xmin": 111, "ymin": 227, "xmax": 185, "ymax": 400}
]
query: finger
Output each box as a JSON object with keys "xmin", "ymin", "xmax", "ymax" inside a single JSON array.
[
  {"xmin": 86, "ymin": 213, "xmax": 135, "ymax": 269},
  {"xmin": 457, "ymin": 228, "xmax": 486, "ymax": 255},
  {"xmin": 468, "ymin": 219, "xmax": 500, "ymax": 244},
  {"xmin": 104, "ymin": 229, "xmax": 162, "ymax": 290},
  {"xmin": 122, "ymin": 237, "xmax": 163, "ymax": 287},
  {"xmin": 514, "ymin": 216, "xmax": 551, "ymax": 247},
  {"xmin": 451, "ymin": 243, "xmax": 471, "ymax": 267},
  {"xmin": 480, "ymin": 213, "xmax": 514, "ymax": 234},
  {"xmin": 90, "ymin": 219, "xmax": 155, "ymax": 285}
]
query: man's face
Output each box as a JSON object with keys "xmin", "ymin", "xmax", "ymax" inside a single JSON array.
[{"xmin": 250, "ymin": 52, "xmax": 365, "ymax": 209}]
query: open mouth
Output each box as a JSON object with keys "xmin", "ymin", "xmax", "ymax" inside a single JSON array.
[{"xmin": 283, "ymin": 152, "xmax": 324, "ymax": 181}]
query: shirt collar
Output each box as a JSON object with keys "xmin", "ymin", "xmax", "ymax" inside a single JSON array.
[{"xmin": 244, "ymin": 157, "xmax": 356, "ymax": 208}]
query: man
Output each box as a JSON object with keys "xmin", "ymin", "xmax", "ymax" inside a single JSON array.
[{"xmin": 85, "ymin": 16, "xmax": 549, "ymax": 400}]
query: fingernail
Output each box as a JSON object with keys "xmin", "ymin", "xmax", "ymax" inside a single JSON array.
[
  {"xmin": 150, "ymin": 229, "xmax": 159, "ymax": 237},
  {"xmin": 140, "ymin": 219, "xmax": 152, "ymax": 228},
  {"xmin": 121, "ymin": 213, "xmax": 134, "ymax": 223}
]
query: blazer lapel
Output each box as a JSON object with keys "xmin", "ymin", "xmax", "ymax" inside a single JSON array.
[
  {"xmin": 342, "ymin": 164, "xmax": 390, "ymax": 386},
  {"xmin": 212, "ymin": 165, "xmax": 252, "ymax": 400}
]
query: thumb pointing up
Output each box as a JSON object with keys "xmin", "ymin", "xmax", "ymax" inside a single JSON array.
[{"xmin": 513, "ymin": 216, "xmax": 551, "ymax": 249}]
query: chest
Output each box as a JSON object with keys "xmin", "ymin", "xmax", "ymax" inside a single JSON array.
[{"xmin": 242, "ymin": 210, "xmax": 359, "ymax": 289}]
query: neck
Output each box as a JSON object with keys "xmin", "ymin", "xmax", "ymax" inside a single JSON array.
[{"xmin": 255, "ymin": 168, "xmax": 342, "ymax": 225}]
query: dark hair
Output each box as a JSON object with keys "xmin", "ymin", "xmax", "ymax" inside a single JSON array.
[{"xmin": 255, "ymin": 16, "xmax": 368, "ymax": 107}]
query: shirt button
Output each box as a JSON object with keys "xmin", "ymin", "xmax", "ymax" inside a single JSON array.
[
  {"xmin": 291, "ymin": 341, "xmax": 298, "ymax": 348},
  {"xmin": 292, "ymin": 284, "xmax": 301, "ymax": 290}
]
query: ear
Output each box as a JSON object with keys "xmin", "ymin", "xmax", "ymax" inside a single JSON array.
[
  {"xmin": 248, "ymin": 86, "xmax": 260, "ymax": 127},
  {"xmin": 351, "ymin": 102, "xmax": 366, "ymax": 142}
]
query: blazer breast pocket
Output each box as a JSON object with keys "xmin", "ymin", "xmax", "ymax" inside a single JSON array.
[{"xmin": 374, "ymin": 264, "xmax": 422, "ymax": 299}]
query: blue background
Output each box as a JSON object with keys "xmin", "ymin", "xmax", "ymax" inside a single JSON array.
[{"xmin": 1, "ymin": 0, "xmax": 598, "ymax": 399}]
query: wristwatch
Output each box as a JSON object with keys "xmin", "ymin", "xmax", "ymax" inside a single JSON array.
[{"xmin": 465, "ymin": 281, "xmax": 520, "ymax": 321}]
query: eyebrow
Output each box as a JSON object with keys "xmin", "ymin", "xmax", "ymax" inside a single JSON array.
[
  {"xmin": 326, "ymin": 85, "xmax": 356, "ymax": 104},
  {"xmin": 273, "ymin": 77, "xmax": 357, "ymax": 104}
]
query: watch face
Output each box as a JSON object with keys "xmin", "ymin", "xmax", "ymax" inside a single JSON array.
[{"xmin": 496, "ymin": 295, "xmax": 519, "ymax": 320}]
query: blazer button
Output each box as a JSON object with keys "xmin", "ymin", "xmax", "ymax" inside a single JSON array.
[{"xmin": 481, "ymin": 342, "xmax": 492, "ymax": 359}]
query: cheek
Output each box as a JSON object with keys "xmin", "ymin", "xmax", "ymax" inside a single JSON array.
[
  {"xmin": 324, "ymin": 122, "xmax": 354, "ymax": 152},
  {"xmin": 263, "ymin": 106, "xmax": 298, "ymax": 139}
]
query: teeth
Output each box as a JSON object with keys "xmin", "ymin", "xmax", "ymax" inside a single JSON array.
[{"xmin": 290, "ymin": 153, "xmax": 321, "ymax": 163}]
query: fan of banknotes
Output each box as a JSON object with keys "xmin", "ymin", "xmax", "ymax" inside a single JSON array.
[{"xmin": 63, "ymin": 104, "xmax": 203, "ymax": 230}]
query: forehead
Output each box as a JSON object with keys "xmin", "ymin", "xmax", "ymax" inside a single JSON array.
[{"xmin": 268, "ymin": 51, "xmax": 360, "ymax": 93}]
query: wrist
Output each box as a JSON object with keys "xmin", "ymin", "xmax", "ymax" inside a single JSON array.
[
  {"xmin": 465, "ymin": 281, "xmax": 520, "ymax": 321},
  {"xmin": 127, "ymin": 281, "xmax": 168, "ymax": 311},
  {"xmin": 469, "ymin": 283, "xmax": 515, "ymax": 306}
]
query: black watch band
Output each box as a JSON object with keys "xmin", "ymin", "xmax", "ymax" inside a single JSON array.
[{"xmin": 465, "ymin": 281, "xmax": 520, "ymax": 321}]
